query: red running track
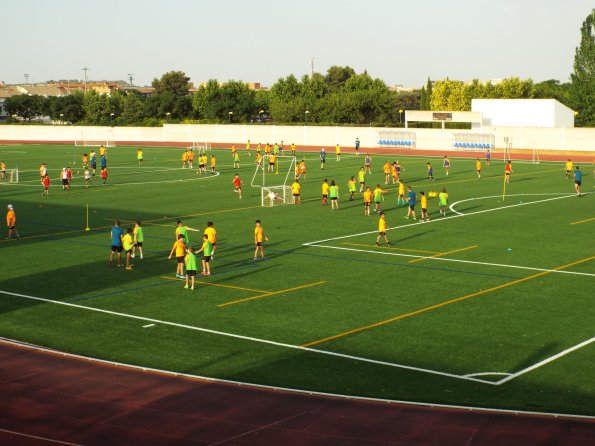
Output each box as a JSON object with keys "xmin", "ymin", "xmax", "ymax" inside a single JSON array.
[{"xmin": 0, "ymin": 340, "xmax": 594, "ymax": 445}]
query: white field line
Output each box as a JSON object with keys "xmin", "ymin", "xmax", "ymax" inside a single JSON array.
[
  {"xmin": 3, "ymin": 338, "xmax": 593, "ymax": 420},
  {"xmin": 303, "ymin": 193, "xmax": 580, "ymax": 246},
  {"xmin": 0, "ymin": 289, "xmax": 495, "ymax": 385},
  {"xmin": 0, "ymin": 171, "xmax": 220, "ymax": 187},
  {"xmin": 448, "ymin": 193, "xmax": 580, "ymax": 216},
  {"xmin": 304, "ymin": 192, "xmax": 595, "ymax": 277},
  {"xmin": 0, "ymin": 428, "xmax": 81, "ymax": 446},
  {"xmin": 308, "ymin": 244, "xmax": 595, "ymax": 278},
  {"xmin": 495, "ymin": 336, "xmax": 595, "ymax": 385}
]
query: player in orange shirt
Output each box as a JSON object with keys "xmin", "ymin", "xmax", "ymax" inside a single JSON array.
[
  {"xmin": 505, "ymin": 160, "xmax": 513, "ymax": 183},
  {"xmin": 363, "ymin": 187, "xmax": 372, "ymax": 216},
  {"xmin": 6, "ymin": 204, "xmax": 20, "ymax": 239}
]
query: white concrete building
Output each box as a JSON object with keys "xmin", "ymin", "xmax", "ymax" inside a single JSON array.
[{"xmin": 472, "ymin": 99, "xmax": 575, "ymax": 128}]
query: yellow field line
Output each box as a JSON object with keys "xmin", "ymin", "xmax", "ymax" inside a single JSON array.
[
  {"xmin": 160, "ymin": 276, "xmax": 269, "ymax": 293},
  {"xmin": 218, "ymin": 281, "xmax": 326, "ymax": 308},
  {"xmin": 0, "ymin": 225, "xmax": 111, "ymax": 244},
  {"xmin": 408, "ymin": 245, "xmax": 478, "ymax": 264},
  {"xmin": 342, "ymin": 242, "xmax": 440, "ymax": 254},
  {"xmin": 570, "ymin": 217, "xmax": 595, "ymax": 225},
  {"xmin": 301, "ymin": 256, "xmax": 595, "ymax": 348}
]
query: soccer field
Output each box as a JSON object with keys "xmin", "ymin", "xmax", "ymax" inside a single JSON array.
[{"xmin": 0, "ymin": 143, "xmax": 593, "ymax": 417}]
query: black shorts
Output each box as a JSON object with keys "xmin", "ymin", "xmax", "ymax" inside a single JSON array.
[
  {"xmin": 269, "ymin": 162, "xmax": 275, "ymax": 166},
  {"xmin": 322, "ymin": 194, "xmax": 328, "ymax": 198},
  {"xmin": 379, "ymin": 231, "xmax": 386, "ymax": 236},
  {"xmin": 575, "ymin": 181, "xmax": 581, "ymax": 186},
  {"xmin": 111, "ymin": 245, "xmax": 123, "ymax": 253},
  {"xmin": 177, "ymin": 256, "xmax": 185, "ymax": 264},
  {"xmin": 364, "ymin": 202, "xmax": 370, "ymax": 206},
  {"xmin": 255, "ymin": 242, "xmax": 263, "ymax": 246},
  {"xmin": 92, "ymin": 163, "xmax": 96, "ymax": 169},
  {"xmin": 62, "ymin": 179, "xmax": 68, "ymax": 185},
  {"xmin": 330, "ymin": 197, "xmax": 337, "ymax": 201},
  {"xmin": 7, "ymin": 225, "xmax": 15, "ymax": 230},
  {"xmin": 293, "ymin": 193, "xmax": 300, "ymax": 197},
  {"xmin": 321, "ymin": 159, "xmax": 325, "ymax": 163},
  {"xmin": 421, "ymin": 208, "xmax": 427, "ymax": 212},
  {"xmin": 409, "ymin": 205, "xmax": 415, "ymax": 210},
  {"xmin": 186, "ymin": 270, "xmax": 197, "ymax": 277},
  {"xmin": 199, "ymin": 164, "xmax": 205, "ymax": 168},
  {"xmin": 203, "ymin": 256, "xmax": 211, "ymax": 262},
  {"xmin": 135, "ymin": 242, "xmax": 143, "ymax": 247}
]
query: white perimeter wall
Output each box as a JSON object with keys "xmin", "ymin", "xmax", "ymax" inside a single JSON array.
[
  {"xmin": 0, "ymin": 123, "xmax": 594, "ymax": 152},
  {"xmin": 472, "ymin": 99, "xmax": 575, "ymax": 128}
]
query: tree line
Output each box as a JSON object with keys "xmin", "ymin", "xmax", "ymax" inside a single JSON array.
[{"xmin": 4, "ymin": 9, "xmax": 594, "ymax": 127}]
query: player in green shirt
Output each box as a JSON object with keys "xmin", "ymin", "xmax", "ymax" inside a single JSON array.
[
  {"xmin": 175, "ymin": 219, "xmax": 199, "ymax": 244},
  {"xmin": 329, "ymin": 180, "xmax": 339, "ymax": 210},
  {"xmin": 438, "ymin": 187, "xmax": 449, "ymax": 216},
  {"xmin": 184, "ymin": 247, "xmax": 198, "ymax": 290},
  {"xmin": 132, "ymin": 220, "xmax": 144, "ymax": 259},
  {"xmin": 197, "ymin": 234, "xmax": 213, "ymax": 276},
  {"xmin": 373, "ymin": 185, "xmax": 384, "ymax": 212}
]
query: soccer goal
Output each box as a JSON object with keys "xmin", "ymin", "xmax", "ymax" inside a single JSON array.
[
  {"xmin": 192, "ymin": 142, "xmax": 212, "ymax": 155},
  {"xmin": 75, "ymin": 129, "xmax": 116, "ymax": 148},
  {"xmin": 251, "ymin": 155, "xmax": 296, "ymax": 188},
  {"xmin": 261, "ymin": 185, "xmax": 292, "ymax": 206},
  {"xmin": 1, "ymin": 168, "xmax": 18, "ymax": 183}
]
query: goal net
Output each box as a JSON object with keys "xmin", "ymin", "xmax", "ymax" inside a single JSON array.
[
  {"xmin": 251, "ymin": 155, "xmax": 296, "ymax": 188},
  {"xmin": 2, "ymin": 168, "xmax": 18, "ymax": 183},
  {"xmin": 191, "ymin": 142, "xmax": 212, "ymax": 155},
  {"xmin": 261, "ymin": 185, "xmax": 292, "ymax": 206},
  {"xmin": 75, "ymin": 129, "xmax": 116, "ymax": 148}
]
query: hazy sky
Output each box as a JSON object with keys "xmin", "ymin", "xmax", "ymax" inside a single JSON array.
[{"xmin": 3, "ymin": 0, "xmax": 593, "ymax": 88}]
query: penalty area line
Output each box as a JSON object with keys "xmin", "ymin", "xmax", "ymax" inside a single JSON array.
[{"xmin": 0, "ymin": 289, "xmax": 496, "ymax": 385}]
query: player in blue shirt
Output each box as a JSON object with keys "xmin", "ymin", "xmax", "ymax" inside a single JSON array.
[
  {"xmin": 574, "ymin": 166, "xmax": 582, "ymax": 196},
  {"xmin": 109, "ymin": 219, "xmax": 124, "ymax": 266},
  {"xmin": 320, "ymin": 148, "xmax": 326, "ymax": 170},
  {"xmin": 90, "ymin": 150, "xmax": 97, "ymax": 176},
  {"xmin": 404, "ymin": 186, "xmax": 417, "ymax": 220},
  {"xmin": 100, "ymin": 155, "xmax": 107, "ymax": 170}
]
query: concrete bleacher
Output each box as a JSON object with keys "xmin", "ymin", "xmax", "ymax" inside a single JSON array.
[
  {"xmin": 377, "ymin": 131, "xmax": 417, "ymax": 148},
  {"xmin": 452, "ymin": 133, "xmax": 495, "ymax": 150}
]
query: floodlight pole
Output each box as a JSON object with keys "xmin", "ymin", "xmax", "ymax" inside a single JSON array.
[{"xmin": 82, "ymin": 67, "xmax": 89, "ymax": 93}]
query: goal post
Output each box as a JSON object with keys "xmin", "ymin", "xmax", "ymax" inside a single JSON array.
[
  {"xmin": 251, "ymin": 155, "xmax": 296, "ymax": 189},
  {"xmin": 74, "ymin": 129, "xmax": 116, "ymax": 148},
  {"xmin": 191, "ymin": 142, "xmax": 211, "ymax": 155},
  {"xmin": 2, "ymin": 168, "xmax": 18, "ymax": 183},
  {"xmin": 261, "ymin": 185, "xmax": 292, "ymax": 206}
]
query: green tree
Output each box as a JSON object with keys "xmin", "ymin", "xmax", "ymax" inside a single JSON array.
[
  {"xmin": 82, "ymin": 90, "xmax": 114, "ymax": 125},
  {"xmin": 534, "ymin": 79, "xmax": 572, "ymax": 107},
  {"xmin": 570, "ymin": 9, "xmax": 595, "ymax": 126},
  {"xmin": 120, "ymin": 91, "xmax": 146, "ymax": 124},
  {"xmin": 47, "ymin": 92, "xmax": 84, "ymax": 123},
  {"xmin": 152, "ymin": 70, "xmax": 192, "ymax": 96},
  {"xmin": 420, "ymin": 77, "xmax": 432, "ymax": 110},
  {"xmin": 5, "ymin": 94, "xmax": 46, "ymax": 121},
  {"xmin": 495, "ymin": 77, "xmax": 535, "ymax": 99},
  {"xmin": 193, "ymin": 79, "xmax": 222, "ymax": 120},
  {"xmin": 146, "ymin": 92, "xmax": 193, "ymax": 120},
  {"xmin": 324, "ymin": 65, "xmax": 355, "ymax": 91},
  {"xmin": 430, "ymin": 79, "xmax": 464, "ymax": 110}
]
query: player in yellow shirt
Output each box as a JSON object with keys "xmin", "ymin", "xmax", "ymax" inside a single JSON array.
[
  {"xmin": 82, "ymin": 153, "xmax": 88, "ymax": 170},
  {"xmin": 0, "ymin": 161, "xmax": 6, "ymax": 181},
  {"xmin": 565, "ymin": 159, "xmax": 573, "ymax": 178},
  {"xmin": 210, "ymin": 155, "xmax": 217, "ymax": 174},
  {"xmin": 475, "ymin": 159, "xmax": 482, "ymax": 178},
  {"xmin": 231, "ymin": 144, "xmax": 237, "ymax": 159},
  {"xmin": 122, "ymin": 228, "xmax": 135, "ymax": 270},
  {"xmin": 204, "ymin": 221, "xmax": 217, "ymax": 259},
  {"xmin": 253, "ymin": 219, "xmax": 269, "ymax": 260},
  {"xmin": 358, "ymin": 167, "xmax": 366, "ymax": 192},
  {"xmin": 335, "ymin": 144, "xmax": 341, "ymax": 161},
  {"xmin": 438, "ymin": 187, "xmax": 449, "ymax": 216},
  {"xmin": 245, "ymin": 140, "xmax": 251, "ymax": 156},
  {"xmin": 383, "ymin": 161, "xmax": 391, "ymax": 184},
  {"xmin": 137, "ymin": 148, "xmax": 143, "ymax": 166},
  {"xmin": 375, "ymin": 212, "xmax": 390, "ymax": 246},
  {"xmin": 99, "ymin": 145, "xmax": 107, "ymax": 158},
  {"xmin": 187, "ymin": 149, "xmax": 194, "ymax": 169},
  {"xmin": 168, "ymin": 234, "xmax": 187, "ymax": 278},
  {"xmin": 291, "ymin": 179, "xmax": 301, "ymax": 204},
  {"xmin": 321, "ymin": 179, "xmax": 330, "ymax": 206},
  {"xmin": 256, "ymin": 143, "xmax": 261, "ymax": 155},
  {"xmin": 299, "ymin": 160, "xmax": 307, "ymax": 180},
  {"xmin": 264, "ymin": 143, "xmax": 271, "ymax": 156},
  {"xmin": 363, "ymin": 187, "xmax": 372, "ymax": 216},
  {"xmin": 420, "ymin": 191, "xmax": 430, "ymax": 222},
  {"xmin": 290, "ymin": 143, "xmax": 296, "ymax": 157},
  {"xmin": 396, "ymin": 179, "xmax": 406, "ymax": 206},
  {"xmin": 268, "ymin": 154, "xmax": 276, "ymax": 172},
  {"xmin": 182, "ymin": 150, "xmax": 188, "ymax": 168},
  {"xmin": 255, "ymin": 152, "xmax": 262, "ymax": 168}
]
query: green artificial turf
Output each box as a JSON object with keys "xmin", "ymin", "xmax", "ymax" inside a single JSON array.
[{"xmin": 0, "ymin": 143, "xmax": 593, "ymax": 416}]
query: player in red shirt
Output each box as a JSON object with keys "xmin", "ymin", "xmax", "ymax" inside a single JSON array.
[
  {"xmin": 42, "ymin": 174, "xmax": 51, "ymax": 196},
  {"xmin": 101, "ymin": 167, "xmax": 108, "ymax": 184},
  {"xmin": 505, "ymin": 161, "xmax": 512, "ymax": 183},
  {"xmin": 66, "ymin": 167, "xmax": 73, "ymax": 189},
  {"xmin": 232, "ymin": 173, "xmax": 242, "ymax": 199}
]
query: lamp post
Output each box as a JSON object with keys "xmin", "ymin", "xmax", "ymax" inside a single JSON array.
[
  {"xmin": 165, "ymin": 112, "xmax": 171, "ymax": 122},
  {"xmin": 305, "ymin": 110, "xmax": 310, "ymax": 124},
  {"xmin": 399, "ymin": 109, "xmax": 403, "ymax": 125},
  {"xmin": 259, "ymin": 109, "xmax": 264, "ymax": 123},
  {"xmin": 110, "ymin": 113, "xmax": 115, "ymax": 126},
  {"xmin": 228, "ymin": 111, "xmax": 234, "ymax": 124},
  {"xmin": 59, "ymin": 113, "xmax": 64, "ymax": 125}
]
